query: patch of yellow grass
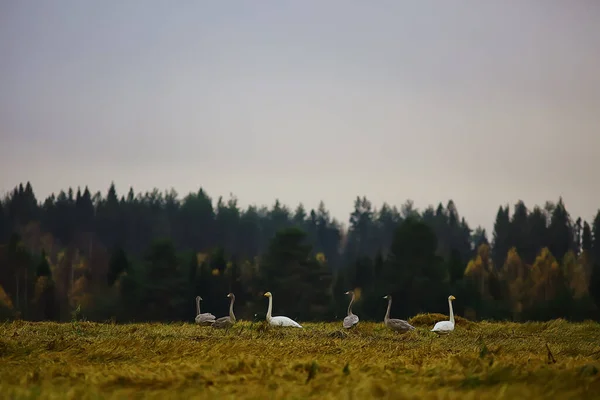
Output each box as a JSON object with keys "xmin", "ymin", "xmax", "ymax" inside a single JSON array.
[{"xmin": 0, "ymin": 319, "xmax": 599, "ymax": 399}]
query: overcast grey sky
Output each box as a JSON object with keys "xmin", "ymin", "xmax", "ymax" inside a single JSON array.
[{"xmin": 1, "ymin": 1, "xmax": 599, "ymax": 232}]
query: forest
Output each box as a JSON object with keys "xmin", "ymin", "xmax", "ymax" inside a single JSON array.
[{"xmin": 0, "ymin": 182, "xmax": 599, "ymax": 323}]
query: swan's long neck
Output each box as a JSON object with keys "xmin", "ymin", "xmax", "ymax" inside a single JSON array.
[
  {"xmin": 266, "ymin": 296, "xmax": 272, "ymax": 321},
  {"xmin": 448, "ymin": 299, "xmax": 454, "ymax": 324},
  {"xmin": 196, "ymin": 297, "xmax": 200, "ymax": 316},
  {"xmin": 347, "ymin": 293, "xmax": 355, "ymax": 316},
  {"xmin": 229, "ymin": 295, "xmax": 236, "ymax": 321},
  {"xmin": 384, "ymin": 297, "xmax": 392, "ymax": 322}
]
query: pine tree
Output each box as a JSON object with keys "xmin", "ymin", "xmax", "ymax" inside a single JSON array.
[
  {"xmin": 492, "ymin": 205, "xmax": 510, "ymax": 268},
  {"xmin": 582, "ymin": 221, "xmax": 592, "ymax": 253}
]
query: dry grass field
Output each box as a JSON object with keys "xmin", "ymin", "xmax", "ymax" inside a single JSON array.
[{"xmin": 1, "ymin": 316, "xmax": 600, "ymax": 399}]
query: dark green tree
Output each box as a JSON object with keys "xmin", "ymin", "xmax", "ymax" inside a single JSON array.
[
  {"xmin": 471, "ymin": 227, "xmax": 489, "ymax": 251},
  {"xmin": 33, "ymin": 250, "xmax": 56, "ymax": 321},
  {"xmin": 238, "ymin": 205, "xmax": 261, "ymax": 259},
  {"xmin": 447, "ymin": 248, "xmax": 464, "ymax": 284},
  {"xmin": 510, "ymin": 201, "xmax": 531, "ymax": 261},
  {"xmin": 528, "ymin": 206, "xmax": 548, "ymax": 262},
  {"xmin": 0, "ymin": 201, "xmax": 7, "ymax": 242},
  {"xmin": 215, "ymin": 195, "xmax": 240, "ymax": 255},
  {"xmin": 590, "ymin": 210, "xmax": 600, "ymax": 309},
  {"xmin": 293, "ymin": 203, "xmax": 307, "ymax": 228},
  {"xmin": 592, "ymin": 210, "xmax": 600, "ymax": 263},
  {"xmin": 178, "ymin": 188, "xmax": 214, "ymax": 252},
  {"xmin": 547, "ymin": 197, "xmax": 574, "ymax": 262},
  {"xmin": 492, "ymin": 205, "xmax": 510, "ymax": 268},
  {"xmin": 36, "ymin": 250, "xmax": 51, "ymax": 277},
  {"xmin": 140, "ymin": 239, "xmax": 186, "ymax": 321},
  {"xmin": 582, "ymin": 221, "xmax": 592, "ymax": 253},
  {"xmin": 259, "ymin": 227, "xmax": 332, "ymax": 321},
  {"xmin": 107, "ymin": 246, "xmax": 129, "ymax": 286},
  {"xmin": 383, "ymin": 217, "xmax": 446, "ymax": 318}
]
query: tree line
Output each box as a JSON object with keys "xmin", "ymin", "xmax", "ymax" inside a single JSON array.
[{"xmin": 0, "ymin": 182, "xmax": 599, "ymax": 323}]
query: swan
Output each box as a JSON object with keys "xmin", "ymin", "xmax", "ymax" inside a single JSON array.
[
  {"xmin": 213, "ymin": 293, "xmax": 236, "ymax": 329},
  {"xmin": 263, "ymin": 292, "xmax": 302, "ymax": 328},
  {"xmin": 431, "ymin": 295, "xmax": 456, "ymax": 335},
  {"xmin": 195, "ymin": 296, "xmax": 216, "ymax": 325},
  {"xmin": 383, "ymin": 295, "xmax": 415, "ymax": 333},
  {"xmin": 343, "ymin": 290, "xmax": 359, "ymax": 329}
]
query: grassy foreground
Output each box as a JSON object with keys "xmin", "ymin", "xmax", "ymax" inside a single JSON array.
[{"xmin": 1, "ymin": 317, "xmax": 600, "ymax": 399}]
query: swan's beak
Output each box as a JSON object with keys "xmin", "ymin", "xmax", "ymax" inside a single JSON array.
[
  {"xmin": 450, "ymin": 295, "xmax": 456, "ymax": 300},
  {"xmin": 383, "ymin": 295, "xmax": 388, "ymax": 299},
  {"xmin": 198, "ymin": 296, "xmax": 203, "ymax": 301},
  {"xmin": 345, "ymin": 291, "xmax": 350, "ymax": 295}
]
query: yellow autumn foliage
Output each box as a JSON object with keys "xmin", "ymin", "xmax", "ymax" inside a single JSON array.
[
  {"xmin": 464, "ymin": 244, "xmax": 493, "ymax": 298},
  {"xmin": 69, "ymin": 275, "xmax": 92, "ymax": 310},
  {"xmin": 196, "ymin": 252, "xmax": 208, "ymax": 264},
  {"xmin": 0, "ymin": 284, "xmax": 14, "ymax": 310},
  {"xmin": 578, "ymin": 250, "xmax": 593, "ymax": 282},
  {"xmin": 211, "ymin": 269, "xmax": 220, "ymax": 276},
  {"xmin": 530, "ymin": 247, "xmax": 561, "ymax": 303},
  {"xmin": 562, "ymin": 251, "xmax": 588, "ymax": 299},
  {"xmin": 315, "ymin": 252, "xmax": 326, "ymax": 265},
  {"xmin": 501, "ymin": 248, "xmax": 529, "ymax": 314},
  {"xmin": 477, "ymin": 243, "xmax": 491, "ymax": 265},
  {"xmin": 74, "ymin": 259, "xmax": 87, "ymax": 272},
  {"xmin": 569, "ymin": 264, "xmax": 589, "ymax": 299}
]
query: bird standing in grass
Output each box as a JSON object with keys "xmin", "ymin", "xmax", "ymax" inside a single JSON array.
[
  {"xmin": 263, "ymin": 291, "xmax": 302, "ymax": 328},
  {"xmin": 195, "ymin": 296, "xmax": 216, "ymax": 325},
  {"xmin": 383, "ymin": 295, "xmax": 415, "ymax": 333},
  {"xmin": 431, "ymin": 295, "xmax": 456, "ymax": 335},
  {"xmin": 213, "ymin": 293, "xmax": 236, "ymax": 330},
  {"xmin": 343, "ymin": 290, "xmax": 359, "ymax": 329}
]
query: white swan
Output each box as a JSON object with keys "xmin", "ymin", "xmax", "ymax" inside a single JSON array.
[
  {"xmin": 431, "ymin": 295, "xmax": 456, "ymax": 335},
  {"xmin": 195, "ymin": 296, "xmax": 216, "ymax": 325},
  {"xmin": 263, "ymin": 291, "xmax": 302, "ymax": 328}
]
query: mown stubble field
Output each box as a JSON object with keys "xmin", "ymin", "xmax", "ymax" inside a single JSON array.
[{"xmin": 1, "ymin": 317, "xmax": 600, "ymax": 399}]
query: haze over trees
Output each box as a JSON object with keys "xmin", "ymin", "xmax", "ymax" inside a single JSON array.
[{"xmin": 0, "ymin": 182, "xmax": 599, "ymax": 322}]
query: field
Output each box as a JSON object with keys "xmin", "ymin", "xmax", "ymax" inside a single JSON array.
[{"xmin": 1, "ymin": 316, "xmax": 600, "ymax": 399}]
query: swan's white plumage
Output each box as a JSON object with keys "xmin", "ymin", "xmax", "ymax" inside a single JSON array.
[
  {"xmin": 431, "ymin": 320, "xmax": 453, "ymax": 333},
  {"xmin": 431, "ymin": 295, "xmax": 456, "ymax": 335},
  {"xmin": 269, "ymin": 316, "xmax": 302, "ymax": 327},
  {"xmin": 263, "ymin": 291, "xmax": 303, "ymax": 328}
]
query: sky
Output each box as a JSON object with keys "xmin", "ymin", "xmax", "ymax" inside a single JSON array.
[{"xmin": 1, "ymin": 1, "xmax": 599, "ymax": 233}]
